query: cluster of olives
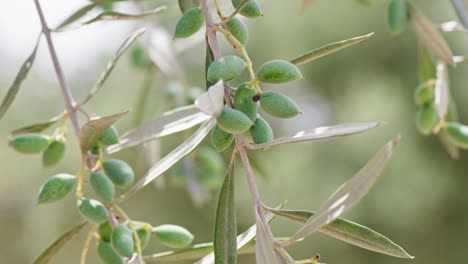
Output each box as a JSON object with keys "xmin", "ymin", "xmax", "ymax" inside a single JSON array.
[
  {"xmin": 9, "ymin": 131, "xmax": 66, "ymax": 167},
  {"xmin": 97, "ymin": 221, "xmax": 193, "ymax": 263}
]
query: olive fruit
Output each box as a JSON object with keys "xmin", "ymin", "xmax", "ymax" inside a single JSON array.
[
  {"xmin": 226, "ymin": 17, "xmax": 249, "ymax": 45},
  {"xmin": 211, "ymin": 124, "xmax": 234, "ymax": 152},
  {"xmin": 77, "ymin": 198, "xmax": 109, "ymax": 224},
  {"xmin": 37, "ymin": 174, "xmax": 76, "ymax": 205},
  {"xmin": 42, "ymin": 139, "xmax": 66, "ymax": 167},
  {"xmin": 445, "ymin": 122, "xmax": 468, "ymax": 149},
  {"xmin": 98, "ymin": 221, "xmax": 112, "ymax": 242},
  {"xmin": 99, "ymin": 126, "xmax": 119, "ymax": 146},
  {"xmin": 111, "ymin": 224, "xmax": 135, "ymax": 257},
  {"xmin": 97, "ymin": 241, "xmax": 124, "ymax": 264},
  {"xmin": 233, "ymin": 83, "xmax": 258, "ymax": 121},
  {"xmin": 90, "ymin": 172, "xmax": 115, "ymax": 202},
  {"xmin": 231, "ymin": 0, "xmax": 262, "ymax": 18},
  {"xmin": 174, "ymin": 7, "xmax": 204, "ymax": 38},
  {"xmin": 135, "ymin": 224, "xmax": 152, "ymax": 250},
  {"xmin": 387, "ymin": 0, "xmax": 408, "ymax": 36},
  {"xmin": 207, "ymin": 55, "xmax": 247, "ymax": 82},
  {"xmin": 9, "ymin": 133, "xmax": 50, "ymax": 154},
  {"xmin": 256, "ymin": 60, "xmax": 302, "ymax": 83},
  {"xmin": 249, "ymin": 116, "xmax": 273, "ymax": 144},
  {"xmin": 154, "ymin": 224, "xmax": 194, "ymax": 248},
  {"xmin": 416, "ymin": 104, "xmax": 438, "ymax": 136},
  {"xmin": 414, "ymin": 83, "xmax": 434, "ymax": 106},
  {"xmin": 260, "ymin": 92, "xmax": 301, "ymax": 118},
  {"xmin": 103, "ymin": 159, "xmax": 135, "ymax": 189},
  {"xmin": 216, "ymin": 107, "xmax": 253, "ymax": 134}
]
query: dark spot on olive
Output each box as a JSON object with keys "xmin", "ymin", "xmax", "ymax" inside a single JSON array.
[{"xmin": 252, "ymin": 94, "xmax": 260, "ymax": 102}]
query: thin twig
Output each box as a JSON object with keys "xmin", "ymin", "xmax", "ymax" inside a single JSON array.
[
  {"xmin": 450, "ymin": 0, "xmax": 468, "ymax": 29},
  {"xmin": 80, "ymin": 224, "xmax": 97, "ymax": 264}
]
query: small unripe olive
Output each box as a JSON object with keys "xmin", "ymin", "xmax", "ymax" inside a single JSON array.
[
  {"xmin": 234, "ymin": 83, "xmax": 258, "ymax": 121},
  {"xmin": 42, "ymin": 139, "xmax": 66, "ymax": 167},
  {"xmin": 103, "ymin": 159, "xmax": 135, "ymax": 189},
  {"xmin": 211, "ymin": 124, "xmax": 234, "ymax": 152},
  {"xmin": 154, "ymin": 224, "xmax": 194, "ymax": 248},
  {"xmin": 135, "ymin": 224, "xmax": 152, "ymax": 250},
  {"xmin": 256, "ymin": 60, "xmax": 302, "ymax": 83},
  {"xmin": 77, "ymin": 198, "xmax": 109, "ymax": 224},
  {"xmin": 226, "ymin": 17, "xmax": 249, "ymax": 45},
  {"xmin": 416, "ymin": 104, "xmax": 438, "ymax": 136},
  {"xmin": 207, "ymin": 55, "xmax": 247, "ymax": 82},
  {"xmin": 37, "ymin": 174, "xmax": 76, "ymax": 205},
  {"xmin": 90, "ymin": 172, "xmax": 115, "ymax": 203},
  {"xmin": 445, "ymin": 122, "xmax": 468, "ymax": 149},
  {"xmin": 174, "ymin": 7, "xmax": 204, "ymax": 38},
  {"xmin": 414, "ymin": 83, "xmax": 434, "ymax": 106},
  {"xmin": 249, "ymin": 116, "xmax": 273, "ymax": 144},
  {"xmin": 216, "ymin": 107, "xmax": 253, "ymax": 134},
  {"xmin": 98, "ymin": 221, "xmax": 112, "ymax": 242},
  {"xmin": 97, "ymin": 241, "xmax": 124, "ymax": 264},
  {"xmin": 9, "ymin": 133, "xmax": 50, "ymax": 154},
  {"xmin": 111, "ymin": 224, "xmax": 135, "ymax": 257},
  {"xmin": 231, "ymin": 0, "xmax": 263, "ymax": 18},
  {"xmin": 260, "ymin": 92, "xmax": 301, "ymax": 118},
  {"xmin": 387, "ymin": 0, "xmax": 408, "ymax": 36},
  {"xmin": 99, "ymin": 126, "xmax": 120, "ymax": 146}
]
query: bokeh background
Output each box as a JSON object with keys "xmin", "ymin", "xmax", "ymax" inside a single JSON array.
[{"xmin": 1, "ymin": 0, "xmax": 468, "ymax": 263}]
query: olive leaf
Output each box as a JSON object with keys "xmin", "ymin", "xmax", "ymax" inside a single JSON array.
[
  {"xmin": 284, "ymin": 136, "xmax": 400, "ymax": 246},
  {"xmin": 79, "ymin": 110, "xmax": 129, "ymax": 155},
  {"xmin": 246, "ymin": 122, "xmax": 381, "ymax": 150},
  {"xmin": 115, "ymin": 118, "xmax": 216, "ymax": 203},
  {"xmin": 80, "ymin": 28, "xmax": 146, "ymax": 106},
  {"xmin": 195, "ymin": 81, "xmax": 225, "ymax": 117},
  {"xmin": 408, "ymin": 2, "xmax": 454, "ymax": 65},
  {"xmin": 0, "ymin": 34, "xmax": 41, "ymax": 120},
  {"xmin": 265, "ymin": 208, "xmax": 413, "ymax": 258},
  {"xmin": 107, "ymin": 105, "xmax": 210, "ymax": 154},
  {"xmin": 33, "ymin": 222, "xmax": 88, "ymax": 264},
  {"xmin": 55, "ymin": 3, "xmax": 97, "ymax": 30},
  {"xmin": 290, "ymin": 33, "xmax": 373, "ymax": 66},
  {"xmin": 214, "ymin": 162, "xmax": 236, "ymax": 264},
  {"xmin": 11, "ymin": 112, "xmax": 64, "ymax": 136},
  {"xmin": 438, "ymin": 21, "xmax": 468, "ymax": 33},
  {"xmin": 433, "ymin": 62, "xmax": 449, "ymax": 133},
  {"xmin": 54, "ymin": 7, "xmax": 167, "ymax": 32},
  {"xmin": 255, "ymin": 212, "xmax": 282, "ymax": 264}
]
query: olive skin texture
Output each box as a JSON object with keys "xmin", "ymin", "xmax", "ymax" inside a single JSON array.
[
  {"xmin": 216, "ymin": 107, "xmax": 253, "ymax": 134},
  {"xmin": 414, "ymin": 83, "xmax": 434, "ymax": 106},
  {"xmin": 111, "ymin": 224, "xmax": 135, "ymax": 257},
  {"xmin": 174, "ymin": 7, "xmax": 204, "ymax": 38},
  {"xmin": 90, "ymin": 172, "xmax": 115, "ymax": 202},
  {"xmin": 260, "ymin": 92, "xmax": 301, "ymax": 118},
  {"xmin": 77, "ymin": 198, "xmax": 109, "ymax": 224},
  {"xmin": 207, "ymin": 55, "xmax": 247, "ymax": 82},
  {"xmin": 211, "ymin": 124, "xmax": 234, "ymax": 152},
  {"xmin": 154, "ymin": 224, "xmax": 194, "ymax": 248},
  {"xmin": 249, "ymin": 116, "xmax": 273, "ymax": 144},
  {"xmin": 42, "ymin": 140, "xmax": 66, "ymax": 167},
  {"xmin": 256, "ymin": 60, "xmax": 303, "ymax": 84},
  {"xmin": 231, "ymin": 0, "xmax": 263, "ymax": 18},
  {"xmin": 226, "ymin": 17, "xmax": 249, "ymax": 45},
  {"xmin": 37, "ymin": 173, "xmax": 76, "ymax": 205},
  {"xmin": 387, "ymin": 0, "xmax": 408, "ymax": 36},
  {"xmin": 9, "ymin": 133, "xmax": 50, "ymax": 154},
  {"xmin": 103, "ymin": 159, "xmax": 135, "ymax": 189},
  {"xmin": 234, "ymin": 83, "xmax": 258, "ymax": 122},
  {"xmin": 445, "ymin": 122, "xmax": 468, "ymax": 149},
  {"xmin": 97, "ymin": 242, "xmax": 124, "ymax": 264},
  {"xmin": 416, "ymin": 104, "xmax": 438, "ymax": 136},
  {"xmin": 99, "ymin": 126, "xmax": 119, "ymax": 146}
]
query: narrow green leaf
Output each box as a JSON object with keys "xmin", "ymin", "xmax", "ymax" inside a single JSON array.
[
  {"xmin": 255, "ymin": 212, "xmax": 282, "ymax": 264},
  {"xmin": 266, "ymin": 208, "xmax": 413, "ymax": 259},
  {"xmin": 115, "ymin": 118, "xmax": 216, "ymax": 203},
  {"xmin": 79, "ymin": 110, "xmax": 129, "ymax": 155},
  {"xmin": 107, "ymin": 105, "xmax": 210, "ymax": 154},
  {"xmin": 408, "ymin": 2, "xmax": 454, "ymax": 65},
  {"xmin": 247, "ymin": 122, "xmax": 381, "ymax": 150},
  {"xmin": 33, "ymin": 222, "xmax": 87, "ymax": 264},
  {"xmin": 0, "ymin": 34, "xmax": 41, "ymax": 120},
  {"xmin": 56, "ymin": 4, "xmax": 97, "ymax": 29},
  {"xmin": 285, "ymin": 137, "xmax": 400, "ymax": 245},
  {"xmin": 81, "ymin": 28, "xmax": 146, "ymax": 105},
  {"xmin": 214, "ymin": 162, "xmax": 236, "ymax": 263},
  {"xmin": 290, "ymin": 33, "xmax": 373, "ymax": 66},
  {"xmin": 417, "ymin": 44, "xmax": 436, "ymax": 82},
  {"xmin": 54, "ymin": 7, "xmax": 167, "ymax": 32},
  {"xmin": 11, "ymin": 113, "xmax": 63, "ymax": 136}
]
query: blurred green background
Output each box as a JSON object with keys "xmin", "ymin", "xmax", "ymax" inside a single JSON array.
[{"xmin": 1, "ymin": 0, "xmax": 468, "ymax": 263}]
